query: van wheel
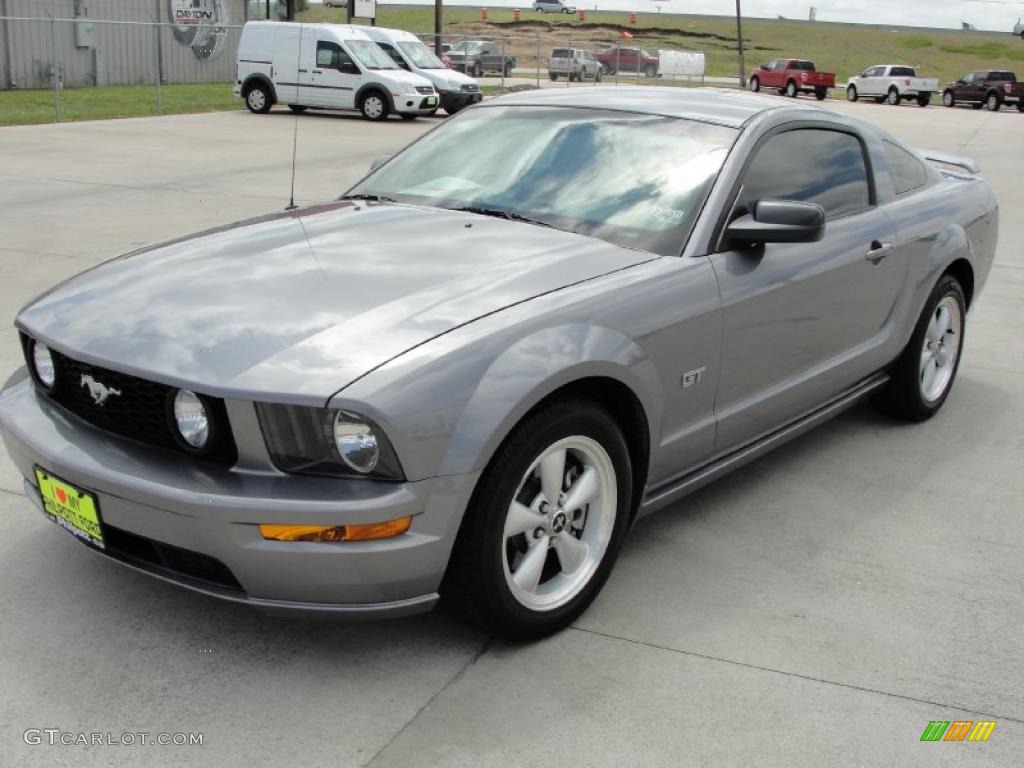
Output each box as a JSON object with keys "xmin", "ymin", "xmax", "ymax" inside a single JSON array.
[
  {"xmin": 442, "ymin": 399, "xmax": 632, "ymax": 639},
  {"xmin": 287, "ymin": 104, "xmax": 307, "ymax": 113},
  {"xmin": 244, "ymin": 82, "xmax": 272, "ymax": 114},
  {"xmin": 359, "ymin": 91, "xmax": 389, "ymax": 121}
]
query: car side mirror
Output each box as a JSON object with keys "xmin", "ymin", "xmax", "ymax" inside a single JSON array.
[
  {"xmin": 370, "ymin": 153, "xmax": 393, "ymax": 172},
  {"xmin": 725, "ymin": 200, "xmax": 825, "ymax": 247},
  {"xmin": 339, "ymin": 61, "xmax": 360, "ymax": 75}
]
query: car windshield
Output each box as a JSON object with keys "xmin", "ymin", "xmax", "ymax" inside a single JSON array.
[
  {"xmin": 347, "ymin": 40, "xmax": 398, "ymax": 70},
  {"xmin": 346, "ymin": 106, "xmax": 736, "ymax": 257},
  {"xmin": 398, "ymin": 40, "xmax": 445, "ymax": 69}
]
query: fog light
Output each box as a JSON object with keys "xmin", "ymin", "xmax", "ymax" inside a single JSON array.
[
  {"xmin": 31, "ymin": 341, "xmax": 56, "ymax": 390},
  {"xmin": 259, "ymin": 517, "xmax": 412, "ymax": 542},
  {"xmin": 172, "ymin": 389, "xmax": 209, "ymax": 449}
]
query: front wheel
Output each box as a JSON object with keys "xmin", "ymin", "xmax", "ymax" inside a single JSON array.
[
  {"xmin": 644, "ymin": 64, "xmax": 657, "ymax": 78},
  {"xmin": 887, "ymin": 87, "xmax": 900, "ymax": 105},
  {"xmin": 943, "ymin": 90, "xmax": 955, "ymax": 108},
  {"xmin": 442, "ymin": 400, "xmax": 633, "ymax": 639},
  {"xmin": 359, "ymin": 91, "xmax": 389, "ymax": 121},
  {"xmin": 874, "ymin": 275, "xmax": 966, "ymax": 422},
  {"xmin": 846, "ymin": 85, "xmax": 858, "ymax": 101},
  {"xmin": 749, "ymin": 76, "xmax": 760, "ymax": 92},
  {"xmin": 785, "ymin": 80, "xmax": 798, "ymax": 98}
]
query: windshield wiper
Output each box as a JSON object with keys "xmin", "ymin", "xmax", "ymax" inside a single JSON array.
[
  {"xmin": 340, "ymin": 193, "xmax": 397, "ymax": 203},
  {"xmin": 453, "ymin": 206, "xmax": 553, "ymax": 228}
]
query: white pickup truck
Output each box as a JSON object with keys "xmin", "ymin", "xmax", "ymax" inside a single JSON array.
[{"xmin": 845, "ymin": 64, "xmax": 939, "ymax": 107}]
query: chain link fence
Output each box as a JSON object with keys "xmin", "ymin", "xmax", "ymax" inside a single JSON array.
[{"xmin": 0, "ymin": 12, "xmax": 712, "ymax": 124}]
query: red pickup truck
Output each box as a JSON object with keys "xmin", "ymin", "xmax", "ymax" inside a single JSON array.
[{"xmin": 749, "ymin": 59, "xmax": 836, "ymax": 100}]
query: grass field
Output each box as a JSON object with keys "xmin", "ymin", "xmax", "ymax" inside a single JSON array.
[
  {"xmin": 300, "ymin": 4, "xmax": 1024, "ymax": 84},
  {"xmin": 0, "ymin": 83, "xmax": 238, "ymax": 127}
]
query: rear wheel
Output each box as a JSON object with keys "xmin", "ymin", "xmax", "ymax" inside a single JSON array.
[
  {"xmin": 442, "ymin": 400, "xmax": 633, "ymax": 639},
  {"xmin": 887, "ymin": 87, "xmax": 900, "ymax": 105},
  {"xmin": 244, "ymin": 82, "xmax": 272, "ymax": 114},
  {"xmin": 846, "ymin": 84, "xmax": 858, "ymax": 101},
  {"xmin": 359, "ymin": 90, "xmax": 389, "ymax": 121},
  {"xmin": 749, "ymin": 76, "xmax": 760, "ymax": 92},
  {"xmin": 986, "ymin": 92, "xmax": 1001, "ymax": 111},
  {"xmin": 874, "ymin": 275, "xmax": 966, "ymax": 422},
  {"xmin": 785, "ymin": 80, "xmax": 798, "ymax": 98},
  {"xmin": 943, "ymin": 90, "xmax": 955, "ymax": 108}
]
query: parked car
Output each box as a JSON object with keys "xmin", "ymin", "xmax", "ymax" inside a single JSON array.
[
  {"xmin": 363, "ymin": 27, "xmax": 482, "ymax": 114},
  {"xmin": 595, "ymin": 46, "xmax": 659, "ymax": 77},
  {"xmin": 942, "ymin": 70, "xmax": 1024, "ymax": 111},
  {"xmin": 548, "ymin": 48, "xmax": 602, "ymax": 81},
  {"xmin": 447, "ymin": 40, "xmax": 516, "ymax": 78},
  {"xmin": 533, "ymin": 0, "xmax": 577, "ymax": 12},
  {"xmin": 2, "ymin": 89, "xmax": 997, "ymax": 639},
  {"xmin": 846, "ymin": 64, "xmax": 938, "ymax": 107},
  {"xmin": 749, "ymin": 59, "xmax": 835, "ymax": 100},
  {"xmin": 234, "ymin": 22, "xmax": 438, "ymax": 121}
]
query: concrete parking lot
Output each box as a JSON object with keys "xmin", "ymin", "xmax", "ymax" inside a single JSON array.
[{"xmin": 0, "ymin": 97, "xmax": 1021, "ymax": 767}]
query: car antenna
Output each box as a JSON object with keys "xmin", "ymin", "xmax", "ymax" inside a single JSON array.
[{"xmin": 285, "ymin": 21, "xmax": 302, "ymax": 211}]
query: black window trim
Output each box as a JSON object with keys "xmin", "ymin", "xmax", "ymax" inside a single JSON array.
[
  {"xmin": 710, "ymin": 121, "xmax": 878, "ymax": 254},
  {"xmin": 882, "ymin": 139, "xmax": 930, "ymax": 197}
]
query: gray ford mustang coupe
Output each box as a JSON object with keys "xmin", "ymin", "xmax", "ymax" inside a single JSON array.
[{"xmin": 0, "ymin": 89, "xmax": 997, "ymax": 638}]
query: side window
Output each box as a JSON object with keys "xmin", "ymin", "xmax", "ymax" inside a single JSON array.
[
  {"xmin": 737, "ymin": 129, "xmax": 872, "ymax": 221},
  {"xmin": 882, "ymin": 141, "xmax": 929, "ymax": 196},
  {"xmin": 316, "ymin": 41, "xmax": 340, "ymax": 69}
]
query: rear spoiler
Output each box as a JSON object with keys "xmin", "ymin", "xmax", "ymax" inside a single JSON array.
[{"xmin": 916, "ymin": 148, "xmax": 980, "ymax": 174}]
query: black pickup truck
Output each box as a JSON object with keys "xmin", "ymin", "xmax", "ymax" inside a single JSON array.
[{"xmin": 942, "ymin": 70, "xmax": 1024, "ymax": 112}]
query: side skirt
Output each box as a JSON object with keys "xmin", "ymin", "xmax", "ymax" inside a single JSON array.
[{"xmin": 637, "ymin": 372, "xmax": 890, "ymax": 518}]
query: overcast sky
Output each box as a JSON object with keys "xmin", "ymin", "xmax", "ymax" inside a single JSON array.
[{"xmin": 327, "ymin": 1, "xmax": 1024, "ymax": 32}]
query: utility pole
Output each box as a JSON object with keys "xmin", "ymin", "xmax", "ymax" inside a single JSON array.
[
  {"xmin": 735, "ymin": 0, "xmax": 746, "ymax": 88},
  {"xmin": 434, "ymin": 0, "xmax": 443, "ymax": 56}
]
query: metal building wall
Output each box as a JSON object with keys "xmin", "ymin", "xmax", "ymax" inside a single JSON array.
[{"xmin": 0, "ymin": 0, "xmax": 247, "ymax": 90}]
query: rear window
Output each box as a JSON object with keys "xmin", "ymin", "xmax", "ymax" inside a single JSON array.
[
  {"xmin": 551, "ymin": 49, "xmax": 571, "ymax": 59},
  {"xmin": 989, "ymin": 71, "xmax": 1015, "ymax": 81},
  {"xmin": 890, "ymin": 66, "xmax": 916, "ymax": 77},
  {"xmin": 792, "ymin": 61, "xmax": 815, "ymax": 71},
  {"xmin": 883, "ymin": 141, "xmax": 929, "ymax": 196}
]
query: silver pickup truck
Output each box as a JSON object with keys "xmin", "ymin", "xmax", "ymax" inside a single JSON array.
[{"xmin": 846, "ymin": 64, "xmax": 940, "ymax": 107}]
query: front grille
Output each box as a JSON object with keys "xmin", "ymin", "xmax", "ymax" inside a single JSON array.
[
  {"xmin": 415, "ymin": 86, "xmax": 435, "ymax": 95},
  {"xmin": 103, "ymin": 525, "xmax": 244, "ymax": 593},
  {"xmin": 460, "ymin": 83, "xmax": 479, "ymax": 93},
  {"xmin": 22, "ymin": 335, "xmax": 237, "ymax": 466}
]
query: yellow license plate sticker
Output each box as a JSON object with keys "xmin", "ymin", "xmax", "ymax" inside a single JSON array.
[{"xmin": 34, "ymin": 468, "xmax": 104, "ymax": 549}]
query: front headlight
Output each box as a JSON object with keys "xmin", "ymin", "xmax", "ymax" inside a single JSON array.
[
  {"xmin": 256, "ymin": 404, "xmax": 404, "ymax": 480},
  {"xmin": 447, "ymin": 78, "xmax": 463, "ymax": 90},
  {"xmin": 399, "ymin": 82, "xmax": 417, "ymax": 95},
  {"xmin": 29, "ymin": 340, "xmax": 56, "ymax": 390}
]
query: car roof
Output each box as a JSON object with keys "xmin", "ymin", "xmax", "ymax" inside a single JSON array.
[{"xmin": 483, "ymin": 87, "xmax": 815, "ymax": 128}]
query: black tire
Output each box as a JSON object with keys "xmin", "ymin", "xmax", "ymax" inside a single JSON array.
[
  {"xmin": 1018, "ymin": 101, "xmax": 1024, "ymax": 113},
  {"xmin": 873, "ymin": 275, "xmax": 966, "ymax": 422},
  {"xmin": 358, "ymin": 90, "xmax": 389, "ymax": 121},
  {"xmin": 569, "ymin": 71, "xmax": 577, "ymax": 82},
  {"xmin": 749, "ymin": 76, "xmax": 760, "ymax": 92},
  {"xmin": 287, "ymin": 104, "xmax": 307, "ymax": 113},
  {"xmin": 442, "ymin": 399, "xmax": 633, "ymax": 640},
  {"xmin": 916, "ymin": 95, "xmax": 930, "ymax": 107},
  {"xmin": 594, "ymin": 68, "xmax": 602, "ymax": 82},
  {"xmin": 814, "ymin": 87, "xmax": 827, "ymax": 101},
  {"xmin": 846, "ymin": 84, "xmax": 858, "ymax": 102},
  {"xmin": 644, "ymin": 64, "xmax": 657, "ymax": 78},
  {"xmin": 243, "ymin": 81, "xmax": 272, "ymax": 114},
  {"xmin": 943, "ymin": 90, "xmax": 955, "ymax": 108},
  {"xmin": 550, "ymin": 72, "xmax": 558, "ymax": 81},
  {"xmin": 504, "ymin": 62, "xmax": 513, "ymax": 77},
  {"xmin": 785, "ymin": 80, "xmax": 798, "ymax": 98},
  {"xmin": 887, "ymin": 87, "xmax": 900, "ymax": 105},
  {"xmin": 985, "ymin": 91, "xmax": 1001, "ymax": 111},
  {"xmin": 472, "ymin": 61, "xmax": 483, "ymax": 78}
]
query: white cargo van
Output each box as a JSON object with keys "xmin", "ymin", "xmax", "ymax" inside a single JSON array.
[
  {"xmin": 234, "ymin": 22, "xmax": 439, "ymax": 121},
  {"xmin": 361, "ymin": 27, "xmax": 482, "ymax": 115}
]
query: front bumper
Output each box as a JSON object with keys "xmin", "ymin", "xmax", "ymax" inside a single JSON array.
[
  {"xmin": 0, "ymin": 374, "xmax": 479, "ymax": 619},
  {"xmin": 439, "ymin": 90, "xmax": 483, "ymax": 112}
]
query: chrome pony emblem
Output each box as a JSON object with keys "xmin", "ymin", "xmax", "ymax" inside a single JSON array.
[{"xmin": 80, "ymin": 374, "xmax": 122, "ymax": 406}]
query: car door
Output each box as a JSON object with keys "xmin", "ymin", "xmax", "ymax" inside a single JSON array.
[
  {"xmin": 761, "ymin": 60, "xmax": 782, "ymax": 88},
  {"xmin": 478, "ymin": 43, "xmax": 497, "ymax": 72},
  {"xmin": 861, "ymin": 66, "xmax": 884, "ymax": 96},
  {"xmin": 958, "ymin": 72, "xmax": 978, "ymax": 101},
  {"xmin": 708, "ymin": 126, "xmax": 902, "ymax": 451},
  {"xmin": 302, "ymin": 38, "xmax": 359, "ymax": 109}
]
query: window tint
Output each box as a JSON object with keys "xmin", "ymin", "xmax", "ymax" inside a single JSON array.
[
  {"xmin": 989, "ymin": 71, "xmax": 1014, "ymax": 81},
  {"xmin": 316, "ymin": 41, "xmax": 341, "ymax": 69},
  {"xmin": 890, "ymin": 66, "xmax": 915, "ymax": 77},
  {"xmin": 883, "ymin": 141, "xmax": 929, "ymax": 196},
  {"xmin": 738, "ymin": 129, "xmax": 871, "ymax": 220}
]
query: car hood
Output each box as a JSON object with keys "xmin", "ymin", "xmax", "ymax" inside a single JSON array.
[{"xmin": 17, "ymin": 202, "xmax": 652, "ymax": 404}]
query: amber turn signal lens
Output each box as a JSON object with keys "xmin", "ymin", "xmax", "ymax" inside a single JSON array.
[{"xmin": 259, "ymin": 516, "xmax": 412, "ymax": 542}]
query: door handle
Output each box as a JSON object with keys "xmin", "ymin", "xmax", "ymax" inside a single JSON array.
[
  {"xmin": 313, "ymin": 69, "xmax": 322, "ymax": 74},
  {"xmin": 865, "ymin": 241, "xmax": 893, "ymax": 264},
  {"xmin": 298, "ymin": 68, "xmax": 308, "ymax": 73}
]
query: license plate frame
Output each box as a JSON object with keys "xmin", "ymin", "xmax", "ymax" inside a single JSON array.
[{"xmin": 34, "ymin": 466, "xmax": 105, "ymax": 550}]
